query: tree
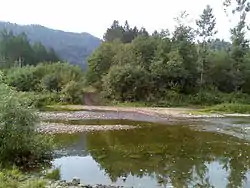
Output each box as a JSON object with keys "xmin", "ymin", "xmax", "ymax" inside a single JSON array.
[
  {"xmin": 172, "ymin": 12, "xmax": 199, "ymax": 93},
  {"xmin": 196, "ymin": 5, "xmax": 217, "ymax": 88},
  {"xmin": 230, "ymin": 11, "xmax": 249, "ymax": 91},
  {"xmin": 0, "ymin": 29, "xmax": 60, "ymax": 67},
  {"xmin": 86, "ymin": 42, "xmax": 118, "ymax": 88},
  {"xmin": 102, "ymin": 64, "xmax": 151, "ymax": 101},
  {"xmin": 132, "ymin": 36, "xmax": 159, "ymax": 70},
  {"xmin": 104, "ymin": 20, "xmax": 148, "ymax": 43},
  {"xmin": 0, "ymin": 30, "xmax": 34, "ymax": 66},
  {"xmin": 103, "ymin": 20, "xmax": 125, "ymax": 42},
  {"xmin": 223, "ymin": 0, "xmax": 250, "ymax": 14}
]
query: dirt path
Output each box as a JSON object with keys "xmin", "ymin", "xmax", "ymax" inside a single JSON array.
[{"xmin": 83, "ymin": 93, "xmax": 100, "ymax": 106}]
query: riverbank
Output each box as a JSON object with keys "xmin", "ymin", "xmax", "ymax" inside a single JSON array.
[
  {"xmin": 41, "ymin": 104, "xmax": 250, "ymax": 118},
  {"xmin": 38, "ymin": 122, "xmax": 136, "ymax": 134},
  {"xmin": 36, "ymin": 105, "xmax": 250, "ymax": 134}
]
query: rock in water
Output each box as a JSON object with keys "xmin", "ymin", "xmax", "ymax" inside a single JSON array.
[{"xmin": 72, "ymin": 177, "xmax": 81, "ymax": 185}]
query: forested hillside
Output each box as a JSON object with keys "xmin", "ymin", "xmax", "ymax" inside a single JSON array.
[
  {"xmin": 86, "ymin": 4, "xmax": 250, "ymax": 106},
  {"xmin": 0, "ymin": 22, "xmax": 101, "ymax": 68}
]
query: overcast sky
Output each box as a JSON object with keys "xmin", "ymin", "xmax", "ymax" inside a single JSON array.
[{"xmin": 0, "ymin": 0, "xmax": 243, "ymax": 40}]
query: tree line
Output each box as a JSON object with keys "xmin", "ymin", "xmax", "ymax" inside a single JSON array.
[
  {"xmin": 0, "ymin": 29, "xmax": 60, "ymax": 68},
  {"xmin": 86, "ymin": 3, "xmax": 250, "ymax": 106}
]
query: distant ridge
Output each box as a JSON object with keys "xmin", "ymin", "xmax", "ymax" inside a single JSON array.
[{"xmin": 0, "ymin": 21, "xmax": 102, "ymax": 68}]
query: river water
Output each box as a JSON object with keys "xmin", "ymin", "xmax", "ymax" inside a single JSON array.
[{"xmin": 50, "ymin": 116, "xmax": 250, "ymax": 188}]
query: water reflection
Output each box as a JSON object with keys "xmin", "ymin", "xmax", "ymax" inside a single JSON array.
[{"xmin": 53, "ymin": 121, "xmax": 250, "ymax": 188}]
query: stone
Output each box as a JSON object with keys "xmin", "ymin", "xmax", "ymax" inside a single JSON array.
[
  {"xmin": 79, "ymin": 184, "xmax": 87, "ymax": 188},
  {"xmin": 71, "ymin": 177, "xmax": 81, "ymax": 185}
]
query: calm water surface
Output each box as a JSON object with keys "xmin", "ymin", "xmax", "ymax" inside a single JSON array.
[{"xmin": 52, "ymin": 117, "xmax": 250, "ymax": 188}]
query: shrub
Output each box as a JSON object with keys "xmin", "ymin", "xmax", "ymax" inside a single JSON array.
[
  {"xmin": 61, "ymin": 81, "xmax": 83, "ymax": 104},
  {"xmin": 4, "ymin": 66, "xmax": 40, "ymax": 91},
  {"xmin": 102, "ymin": 65, "xmax": 151, "ymax": 101},
  {"xmin": 41, "ymin": 74, "xmax": 61, "ymax": 92},
  {"xmin": 0, "ymin": 84, "xmax": 54, "ymax": 167}
]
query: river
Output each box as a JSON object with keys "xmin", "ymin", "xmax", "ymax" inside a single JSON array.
[{"xmin": 44, "ymin": 111, "xmax": 250, "ymax": 188}]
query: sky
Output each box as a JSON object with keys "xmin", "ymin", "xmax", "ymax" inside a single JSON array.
[{"xmin": 0, "ymin": 0, "xmax": 244, "ymax": 40}]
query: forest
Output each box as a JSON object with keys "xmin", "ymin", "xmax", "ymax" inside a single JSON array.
[{"xmin": 85, "ymin": 3, "xmax": 250, "ymax": 107}]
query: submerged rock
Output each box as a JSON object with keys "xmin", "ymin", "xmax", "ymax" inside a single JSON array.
[
  {"xmin": 71, "ymin": 177, "xmax": 81, "ymax": 185},
  {"xmin": 46, "ymin": 178, "xmax": 131, "ymax": 188}
]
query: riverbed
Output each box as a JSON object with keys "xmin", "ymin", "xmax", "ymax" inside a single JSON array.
[{"xmin": 40, "ymin": 107, "xmax": 250, "ymax": 188}]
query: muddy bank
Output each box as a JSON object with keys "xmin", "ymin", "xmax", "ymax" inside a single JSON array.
[{"xmin": 37, "ymin": 122, "xmax": 136, "ymax": 134}]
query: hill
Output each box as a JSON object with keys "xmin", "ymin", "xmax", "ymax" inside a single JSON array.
[{"xmin": 0, "ymin": 21, "xmax": 102, "ymax": 68}]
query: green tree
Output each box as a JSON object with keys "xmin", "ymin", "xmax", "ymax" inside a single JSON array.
[
  {"xmin": 196, "ymin": 5, "xmax": 217, "ymax": 88},
  {"xmin": 172, "ymin": 12, "xmax": 199, "ymax": 93},
  {"xmin": 102, "ymin": 64, "xmax": 150, "ymax": 101},
  {"xmin": 86, "ymin": 42, "xmax": 118, "ymax": 88},
  {"xmin": 0, "ymin": 31, "xmax": 35, "ymax": 66},
  {"xmin": 103, "ymin": 20, "xmax": 125, "ymax": 42},
  {"xmin": 132, "ymin": 36, "xmax": 159, "ymax": 70},
  {"xmin": 230, "ymin": 12, "xmax": 249, "ymax": 91}
]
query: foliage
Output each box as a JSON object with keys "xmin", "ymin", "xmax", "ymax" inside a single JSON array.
[
  {"xmin": 103, "ymin": 20, "xmax": 149, "ymax": 43},
  {"xmin": 85, "ymin": 7, "xmax": 250, "ymax": 109},
  {"xmin": 61, "ymin": 81, "xmax": 83, "ymax": 104},
  {"xmin": 0, "ymin": 30, "xmax": 60, "ymax": 67},
  {"xmin": 0, "ymin": 168, "xmax": 46, "ymax": 188},
  {"xmin": 102, "ymin": 64, "xmax": 151, "ymax": 101},
  {"xmin": 0, "ymin": 21, "xmax": 101, "ymax": 68},
  {"xmin": 4, "ymin": 66, "xmax": 39, "ymax": 91},
  {"xmin": 0, "ymin": 83, "xmax": 53, "ymax": 167},
  {"xmin": 3, "ymin": 62, "xmax": 84, "ymax": 107},
  {"xmin": 44, "ymin": 168, "xmax": 61, "ymax": 181}
]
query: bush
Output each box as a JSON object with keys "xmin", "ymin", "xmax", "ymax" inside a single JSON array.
[
  {"xmin": 4, "ymin": 66, "xmax": 40, "ymax": 92},
  {"xmin": 41, "ymin": 74, "xmax": 61, "ymax": 92},
  {"xmin": 0, "ymin": 84, "xmax": 53, "ymax": 167},
  {"xmin": 61, "ymin": 81, "xmax": 83, "ymax": 104},
  {"xmin": 102, "ymin": 65, "xmax": 151, "ymax": 101},
  {"xmin": 2, "ymin": 62, "xmax": 86, "ymax": 106},
  {"xmin": 17, "ymin": 92, "xmax": 61, "ymax": 108}
]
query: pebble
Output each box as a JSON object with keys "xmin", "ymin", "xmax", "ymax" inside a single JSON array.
[
  {"xmin": 47, "ymin": 179, "xmax": 130, "ymax": 188},
  {"xmin": 41, "ymin": 170, "xmax": 129, "ymax": 188},
  {"xmin": 37, "ymin": 122, "xmax": 137, "ymax": 134}
]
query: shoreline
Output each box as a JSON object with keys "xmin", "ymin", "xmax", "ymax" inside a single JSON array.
[
  {"xmin": 37, "ymin": 105, "xmax": 250, "ymax": 134},
  {"xmin": 40, "ymin": 105, "xmax": 250, "ymax": 119},
  {"xmin": 38, "ymin": 122, "xmax": 137, "ymax": 134}
]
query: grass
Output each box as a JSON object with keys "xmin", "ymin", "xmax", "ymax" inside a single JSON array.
[
  {"xmin": 44, "ymin": 168, "xmax": 60, "ymax": 181},
  {"xmin": 200, "ymin": 103, "xmax": 250, "ymax": 114},
  {"xmin": 110, "ymin": 101, "xmax": 149, "ymax": 107},
  {"xmin": 0, "ymin": 168, "xmax": 47, "ymax": 188}
]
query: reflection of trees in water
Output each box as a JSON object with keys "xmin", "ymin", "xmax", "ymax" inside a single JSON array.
[
  {"xmin": 54, "ymin": 133, "xmax": 89, "ymax": 157},
  {"xmin": 85, "ymin": 126, "xmax": 250, "ymax": 188}
]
